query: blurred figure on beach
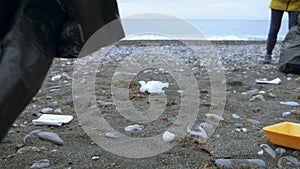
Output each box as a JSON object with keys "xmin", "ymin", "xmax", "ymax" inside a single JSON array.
[{"xmin": 263, "ymin": 0, "xmax": 300, "ymax": 64}]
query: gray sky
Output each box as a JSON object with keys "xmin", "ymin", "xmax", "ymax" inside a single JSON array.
[{"xmin": 118, "ymin": 0, "xmax": 282, "ymax": 20}]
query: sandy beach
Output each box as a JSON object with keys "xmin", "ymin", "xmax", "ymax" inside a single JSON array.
[{"xmin": 1, "ymin": 40, "xmax": 300, "ymax": 168}]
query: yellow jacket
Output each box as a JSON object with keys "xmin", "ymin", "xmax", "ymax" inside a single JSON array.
[{"xmin": 270, "ymin": 0, "xmax": 300, "ymax": 11}]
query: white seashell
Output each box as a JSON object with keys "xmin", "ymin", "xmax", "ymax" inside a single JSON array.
[{"xmin": 162, "ymin": 131, "xmax": 176, "ymax": 142}]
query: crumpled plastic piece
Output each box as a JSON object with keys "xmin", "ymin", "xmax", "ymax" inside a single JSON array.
[
  {"xmin": 139, "ymin": 81, "xmax": 169, "ymax": 94},
  {"xmin": 32, "ymin": 114, "xmax": 73, "ymax": 126},
  {"xmin": 255, "ymin": 78, "xmax": 281, "ymax": 84}
]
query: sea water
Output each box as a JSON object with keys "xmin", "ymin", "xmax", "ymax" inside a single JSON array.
[{"xmin": 122, "ymin": 19, "xmax": 290, "ymax": 41}]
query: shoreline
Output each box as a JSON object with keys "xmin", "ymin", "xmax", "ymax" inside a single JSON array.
[{"xmin": 117, "ymin": 39, "xmax": 281, "ymax": 46}]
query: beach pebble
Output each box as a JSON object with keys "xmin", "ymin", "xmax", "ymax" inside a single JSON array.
[
  {"xmin": 250, "ymin": 94, "xmax": 265, "ymax": 102},
  {"xmin": 51, "ymin": 74, "xmax": 61, "ymax": 81},
  {"xmin": 214, "ymin": 134, "xmax": 221, "ymax": 139},
  {"xmin": 275, "ymin": 147, "xmax": 286, "ymax": 156},
  {"xmin": 257, "ymin": 150, "xmax": 264, "ymax": 155},
  {"xmin": 40, "ymin": 107, "xmax": 53, "ymax": 113},
  {"xmin": 269, "ymin": 92, "xmax": 277, "ymax": 98},
  {"xmin": 234, "ymin": 123, "xmax": 244, "ymax": 128},
  {"xmin": 162, "ymin": 131, "xmax": 176, "ymax": 142},
  {"xmin": 292, "ymin": 151, "xmax": 300, "ymax": 157},
  {"xmin": 50, "ymin": 101, "xmax": 58, "ymax": 106},
  {"xmin": 30, "ymin": 159, "xmax": 50, "ymax": 169},
  {"xmin": 235, "ymin": 128, "xmax": 241, "ymax": 132},
  {"xmin": 54, "ymin": 109, "xmax": 63, "ymax": 114},
  {"xmin": 168, "ymin": 117, "xmax": 183, "ymax": 126},
  {"xmin": 199, "ymin": 122, "xmax": 215, "ymax": 131},
  {"xmin": 232, "ymin": 113, "xmax": 240, "ymax": 119},
  {"xmin": 49, "ymin": 85, "xmax": 60, "ymax": 90},
  {"xmin": 32, "ymin": 112, "xmax": 42, "ymax": 117},
  {"xmin": 187, "ymin": 125, "xmax": 207, "ymax": 140},
  {"xmin": 37, "ymin": 132, "xmax": 64, "ymax": 145},
  {"xmin": 241, "ymin": 128, "xmax": 247, "ymax": 132},
  {"xmin": 205, "ymin": 113, "xmax": 224, "ymax": 121},
  {"xmin": 291, "ymin": 110, "xmax": 300, "ymax": 115},
  {"xmin": 247, "ymin": 119, "xmax": 261, "ymax": 125},
  {"xmin": 45, "ymin": 96, "xmax": 53, "ymax": 99},
  {"xmin": 280, "ymin": 101, "xmax": 300, "ymax": 107},
  {"xmin": 91, "ymin": 155, "xmax": 100, "ymax": 160},
  {"xmin": 241, "ymin": 89, "xmax": 259, "ymax": 96},
  {"xmin": 17, "ymin": 146, "xmax": 40, "ymax": 154},
  {"xmin": 105, "ymin": 132, "xmax": 120, "ymax": 138},
  {"xmin": 191, "ymin": 67, "xmax": 200, "ymax": 74},
  {"xmin": 97, "ymin": 100, "xmax": 115, "ymax": 107},
  {"xmin": 215, "ymin": 159, "xmax": 266, "ymax": 168},
  {"xmin": 124, "ymin": 124, "xmax": 144, "ymax": 132},
  {"xmin": 23, "ymin": 130, "xmax": 42, "ymax": 144},
  {"xmin": 282, "ymin": 112, "xmax": 292, "ymax": 117},
  {"xmin": 260, "ymin": 144, "xmax": 276, "ymax": 158},
  {"xmin": 277, "ymin": 156, "xmax": 300, "ymax": 169}
]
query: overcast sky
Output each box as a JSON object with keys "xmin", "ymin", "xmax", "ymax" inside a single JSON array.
[{"xmin": 118, "ymin": 0, "xmax": 286, "ymax": 20}]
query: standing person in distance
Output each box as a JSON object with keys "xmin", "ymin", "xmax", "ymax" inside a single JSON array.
[{"xmin": 263, "ymin": 0, "xmax": 300, "ymax": 64}]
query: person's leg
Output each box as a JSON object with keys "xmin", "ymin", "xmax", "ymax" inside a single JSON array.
[
  {"xmin": 0, "ymin": 0, "xmax": 66, "ymax": 142},
  {"xmin": 266, "ymin": 9, "xmax": 284, "ymax": 56},
  {"xmin": 288, "ymin": 11, "xmax": 297, "ymax": 29}
]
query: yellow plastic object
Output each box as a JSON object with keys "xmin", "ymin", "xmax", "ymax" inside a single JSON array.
[{"xmin": 263, "ymin": 122, "xmax": 300, "ymax": 150}]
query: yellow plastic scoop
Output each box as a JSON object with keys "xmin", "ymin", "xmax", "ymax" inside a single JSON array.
[{"xmin": 263, "ymin": 122, "xmax": 300, "ymax": 150}]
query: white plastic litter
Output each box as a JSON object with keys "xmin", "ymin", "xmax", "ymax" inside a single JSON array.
[
  {"xmin": 139, "ymin": 81, "xmax": 169, "ymax": 93},
  {"xmin": 280, "ymin": 101, "xmax": 300, "ymax": 107},
  {"xmin": 124, "ymin": 124, "xmax": 144, "ymax": 132},
  {"xmin": 162, "ymin": 131, "xmax": 176, "ymax": 142},
  {"xmin": 255, "ymin": 78, "xmax": 281, "ymax": 84},
  {"xmin": 32, "ymin": 114, "xmax": 73, "ymax": 126}
]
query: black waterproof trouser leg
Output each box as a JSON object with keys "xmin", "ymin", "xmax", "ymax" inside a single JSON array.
[
  {"xmin": 266, "ymin": 9, "xmax": 297, "ymax": 55},
  {"xmin": 0, "ymin": 0, "xmax": 66, "ymax": 141}
]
